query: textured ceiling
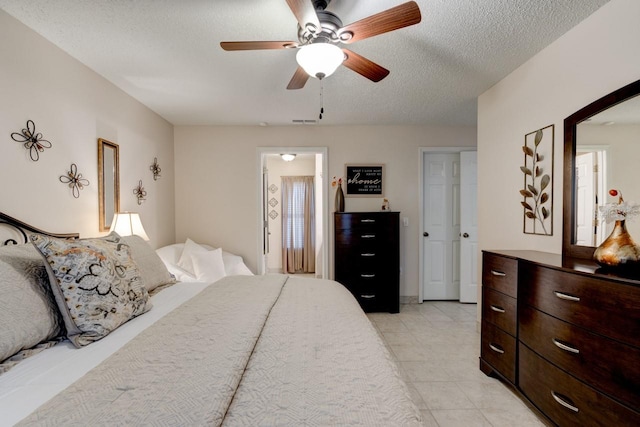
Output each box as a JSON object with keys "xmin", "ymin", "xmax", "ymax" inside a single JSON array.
[{"xmin": 0, "ymin": 0, "xmax": 610, "ymax": 126}]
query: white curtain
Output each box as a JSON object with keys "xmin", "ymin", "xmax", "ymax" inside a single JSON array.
[{"xmin": 281, "ymin": 176, "xmax": 315, "ymax": 274}]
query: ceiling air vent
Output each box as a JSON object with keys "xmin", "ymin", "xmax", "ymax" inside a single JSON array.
[{"xmin": 292, "ymin": 119, "xmax": 317, "ymax": 124}]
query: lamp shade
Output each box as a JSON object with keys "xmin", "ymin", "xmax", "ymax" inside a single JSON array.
[
  {"xmin": 110, "ymin": 212, "xmax": 149, "ymax": 241},
  {"xmin": 296, "ymin": 43, "xmax": 345, "ymax": 79}
]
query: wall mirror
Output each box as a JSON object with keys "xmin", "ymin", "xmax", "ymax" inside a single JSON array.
[
  {"xmin": 563, "ymin": 79, "xmax": 640, "ymax": 259},
  {"xmin": 98, "ymin": 138, "xmax": 120, "ymax": 232}
]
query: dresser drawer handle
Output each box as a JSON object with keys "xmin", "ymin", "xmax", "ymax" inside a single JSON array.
[
  {"xmin": 361, "ymin": 234, "xmax": 376, "ymax": 239},
  {"xmin": 361, "ymin": 253, "xmax": 376, "ymax": 257},
  {"xmin": 361, "ymin": 219, "xmax": 376, "ymax": 223},
  {"xmin": 554, "ymin": 291, "xmax": 580, "ymax": 302},
  {"xmin": 553, "ymin": 339, "xmax": 580, "ymax": 354},
  {"xmin": 551, "ymin": 391, "xmax": 579, "ymax": 413},
  {"xmin": 360, "ymin": 274, "xmax": 376, "ymax": 278},
  {"xmin": 490, "ymin": 270, "xmax": 506, "ymax": 277},
  {"xmin": 361, "ymin": 294, "xmax": 376, "ymax": 299},
  {"xmin": 489, "ymin": 343, "xmax": 505, "ymax": 354},
  {"xmin": 490, "ymin": 305, "xmax": 505, "ymax": 313}
]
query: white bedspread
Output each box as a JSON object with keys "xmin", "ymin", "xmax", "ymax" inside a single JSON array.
[
  {"xmin": 4, "ymin": 275, "xmax": 421, "ymax": 426},
  {"xmin": 0, "ymin": 282, "xmax": 209, "ymax": 427}
]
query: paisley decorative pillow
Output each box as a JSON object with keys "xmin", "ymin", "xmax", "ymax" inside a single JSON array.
[{"xmin": 31, "ymin": 232, "xmax": 151, "ymax": 347}]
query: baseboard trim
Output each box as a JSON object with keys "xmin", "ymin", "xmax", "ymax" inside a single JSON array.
[{"xmin": 400, "ymin": 296, "xmax": 419, "ymax": 304}]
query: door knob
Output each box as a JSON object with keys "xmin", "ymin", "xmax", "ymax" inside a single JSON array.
[
  {"xmin": 423, "ymin": 232, "xmax": 429, "ymax": 237},
  {"xmin": 463, "ymin": 233, "xmax": 469, "ymax": 238}
]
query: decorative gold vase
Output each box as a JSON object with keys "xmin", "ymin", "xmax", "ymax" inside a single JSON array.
[{"xmin": 593, "ymin": 220, "xmax": 640, "ymax": 269}]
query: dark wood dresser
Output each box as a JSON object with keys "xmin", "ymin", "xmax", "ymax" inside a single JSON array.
[
  {"xmin": 480, "ymin": 250, "xmax": 640, "ymax": 426},
  {"xmin": 334, "ymin": 212, "xmax": 399, "ymax": 313}
]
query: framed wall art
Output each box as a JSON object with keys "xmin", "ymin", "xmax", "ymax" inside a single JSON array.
[
  {"xmin": 345, "ymin": 164, "xmax": 384, "ymax": 197},
  {"xmin": 521, "ymin": 124, "xmax": 554, "ymax": 235}
]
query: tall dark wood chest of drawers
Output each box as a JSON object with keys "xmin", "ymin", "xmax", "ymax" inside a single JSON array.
[
  {"xmin": 334, "ymin": 212, "xmax": 399, "ymax": 313},
  {"xmin": 480, "ymin": 250, "xmax": 640, "ymax": 426}
]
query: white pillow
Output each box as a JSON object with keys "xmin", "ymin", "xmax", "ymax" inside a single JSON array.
[
  {"xmin": 222, "ymin": 251, "xmax": 254, "ymax": 276},
  {"xmin": 191, "ymin": 248, "xmax": 226, "ymax": 283},
  {"xmin": 156, "ymin": 241, "xmax": 253, "ymax": 281},
  {"xmin": 167, "ymin": 264, "xmax": 196, "ymax": 283},
  {"xmin": 177, "ymin": 238, "xmax": 208, "ymax": 275},
  {"xmin": 155, "ymin": 243, "xmax": 185, "ymax": 267}
]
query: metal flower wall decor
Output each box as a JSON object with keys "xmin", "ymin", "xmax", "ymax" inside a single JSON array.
[
  {"xmin": 59, "ymin": 163, "xmax": 90, "ymax": 198},
  {"xmin": 133, "ymin": 180, "xmax": 147, "ymax": 205},
  {"xmin": 150, "ymin": 157, "xmax": 161, "ymax": 180},
  {"xmin": 521, "ymin": 124, "xmax": 554, "ymax": 235},
  {"xmin": 10, "ymin": 120, "xmax": 52, "ymax": 161}
]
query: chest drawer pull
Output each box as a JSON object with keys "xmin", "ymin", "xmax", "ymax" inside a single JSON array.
[
  {"xmin": 554, "ymin": 291, "xmax": 580, "ymax": 302},
  {"xmin": 490, "ymin": 270, "xmax": 506, "ymax": 277},
  {"xmin": 489, "ymin": 343, "xmax": 505, "ymax": 354},
  {"xmin": 360, "ymin": 294, "xmax": 376, "ymax": 299},
  {"xmin": 490, "ymin": 305, "xmax": 506, "ymax": 313},
  {"xmin": 361, "ymin": 253, "xmax": 376, "ymax": 257},
  {"xmin": 361, "ymin": 234, "xmax": 376, "ymax": 239},
  {"xmin": 360, "ymin": 219, "xmax": 376, "ymax": 223},
  {"xmin": 553, "ymin": 338, "xmax": 580, "ymax": 354},
  {"xmin": 360, "ymin": 274, "xmax": 376, "ymax": 278},
  {"xmin": 551, "ymin": 391, "xmax": 579, "ymax": 413}
]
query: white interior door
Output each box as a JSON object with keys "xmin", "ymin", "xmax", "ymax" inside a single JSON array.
[
  {"xmin": 459, "ymin": 151, "xmax": 478, "ymax": 303},
  {"xmin": 422, "ymin": 153, "xmax": 460, "ymax": 300},
  {"xmin": 575, "ymin": 152, "xmax": 596, "ymax": 246}
]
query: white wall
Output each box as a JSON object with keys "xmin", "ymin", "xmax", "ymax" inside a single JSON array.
[
  {"xmin": 174, "ymin": 125, "xmax": 476, "ymax": 298},
  {"xmin": 478, "ymin": 0, "xmax": 640, "ymax": 256},
  {"xmin": 0, "ymin": 10, "xmax": 175, "ymax": 247},
  {"xmin": 265, "ymin": 154, "xmax": 316, "ymax": 273}
]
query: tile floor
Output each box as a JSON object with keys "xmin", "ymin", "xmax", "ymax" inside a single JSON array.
[{"xmin": 367, "ymin": 302, "xmax": 546, "ymax": 427}]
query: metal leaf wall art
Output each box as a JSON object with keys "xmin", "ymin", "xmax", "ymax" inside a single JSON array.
[
  {"xmin": 521, "ymin": 125, "xmax": 554, "ymax": 235},
  {"xmin": 59, "ymin": 163, "xmax": 90, "ymax": 198},
  {"xmin": 133, "ymin": 180, "xmax": 147, "ymax": 205},
  {"xmin": 10, "ymin": 120, "xmax": 52, "ymax": 161}
]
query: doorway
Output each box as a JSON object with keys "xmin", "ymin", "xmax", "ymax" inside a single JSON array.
[
  {"xmin": 257, "ymin": 147, "xmax": 329, "ymax": 279},
  {"xmin": 575, "ymin": 145, "xmax": 608, "ymax": 246},
  {"xmin": 419, "ymin": 148, "xmax": 478, "ymax": 303}
]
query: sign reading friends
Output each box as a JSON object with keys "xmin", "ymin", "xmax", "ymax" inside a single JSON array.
[{"xmin": 345, "ymin": 165, "xmax": 384, "ymax": 197}]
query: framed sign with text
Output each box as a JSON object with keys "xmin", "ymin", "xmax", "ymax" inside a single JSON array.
[{"xmin": 345, "ymin": 164, "xmax": 384, "ymax": 197}]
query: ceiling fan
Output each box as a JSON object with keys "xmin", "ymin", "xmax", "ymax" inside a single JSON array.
[{"xmin": 220, "ymin": 0, "xmax": 422, "ymax": 90}]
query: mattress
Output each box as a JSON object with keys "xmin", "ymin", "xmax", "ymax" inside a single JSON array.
[{"xmin": 5, "ymin": 275, "xmax": 421, "ymax": 426}]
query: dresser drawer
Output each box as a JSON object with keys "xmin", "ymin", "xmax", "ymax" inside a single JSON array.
[
  {"xmin": 334, "ymin": 213, "xmax": 396, "ymax": 232},
  {"xmin": 335, "ymin": 231, "xmax": 386, "ymax": 254},
  {"xmin": 482, "ymin": 288, "xmax": 517, "ymax": 336},
  {"xmin": 520, "ymin": 262, "xmax": 640, "ymax": 348},
  {"xmin": 519, "ymin": 305, "xmax": 640, "ymax": 410},
  {"xmin": 355, "ymin": 286, "xmax": 384, "ymax": 312},
  {"xmin": 482, "ymin": 253, "xmax": 518, "ymax": 298},
  {"xmin": 480, "ymin": 321, "xmax": 516, "ymax": 383},
  {"xmin": 519, "ymin": 343, "xmax": 640, "ymax": 427}
]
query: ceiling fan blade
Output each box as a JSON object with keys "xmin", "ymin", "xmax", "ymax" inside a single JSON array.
[
  {"xmin": 342, "ymin": 49, "xmax": 390, "ymax": 82},
  {"xmin": 220, "ymin": 41, "xmax": 299, "ymax": 51},
  {"xmin": 286, "ymin": 0, "xmax": 321, "ymax": 35},
  {"xmin": 338, "ymin": 1, "xmax": 421, "ymax": 44},
  {"xmin": 287, "ymin": 66, "xmax": 310, "ymax": 90}
]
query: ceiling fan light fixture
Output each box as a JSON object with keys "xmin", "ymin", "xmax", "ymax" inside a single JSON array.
[{"xmin": 296, "ymin": 43, "xmax": 344, "ymax": 80}]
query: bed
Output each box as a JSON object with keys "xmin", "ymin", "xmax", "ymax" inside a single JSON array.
[{"xmin": 0, "ymin": 212, "xmax": 422, "ymax": 426}]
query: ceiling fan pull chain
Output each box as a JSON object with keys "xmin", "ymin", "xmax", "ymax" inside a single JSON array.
[{"xmin": 319, "ymin": 81, "xmax": 324, "ymax": 120}]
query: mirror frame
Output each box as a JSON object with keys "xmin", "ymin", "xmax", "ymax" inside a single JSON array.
[
  {"xmin": 97, "ymin": 138, "xmax": 120, "ymax": 232},
  {"xmin": 563, "ymin": 79, "xmax": 640, "ymax": 259}
]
